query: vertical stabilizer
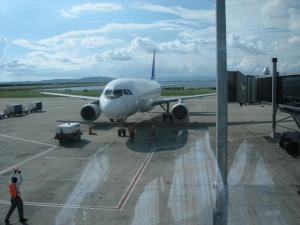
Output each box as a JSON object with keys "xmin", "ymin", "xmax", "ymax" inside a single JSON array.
[{"xmin": 151, "ymin": 50, "xmax": 155, "ymax": 80}]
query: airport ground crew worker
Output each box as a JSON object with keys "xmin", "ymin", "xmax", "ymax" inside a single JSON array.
[
  {"xmin": 5, "ymin": 169, "xmax": 28, "ymax": 224},
  {"xmin": 128, "ymin": 123, "xmax": 135, "ymax": 143}
]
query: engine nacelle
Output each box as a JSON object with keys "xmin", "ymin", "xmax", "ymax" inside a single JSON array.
[
  {"xmin": 171, "ymin": 103, "xmax": 189, "ymax": 122},
  {"xmin": 80, "ymin": 104, "xmax": 101, "ymax": 121}
]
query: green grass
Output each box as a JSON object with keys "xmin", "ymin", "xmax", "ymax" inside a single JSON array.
[
  {"xmin": 161, "ymin": 89, "xmax": 215, "ymax": 96},
  {"xmin": 0, "ymin": 83, "xmax": 107, "ymax": 91},
  {"xmin": 0, "ymin": 89, "xmax": 216, "ymax": 98}
]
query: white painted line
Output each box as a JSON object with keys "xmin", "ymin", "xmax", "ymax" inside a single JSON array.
[
  {"xmin": 0, "ymin": 134, "xmax": 58, "ymax": 175},
  {"xmin": 117, "ymin": 148, "xmax": 155, "ymax": 210},
  {"xmin": 0, "ymin": 200, "xmax": 117, "ymax": 211},
  {"xmin": 0, "ymin": 134, "xmax": 56, "ymax": 147},
  {"xmin": 0, "ymin": 145, "xmax": 58, "ymax": 175}
]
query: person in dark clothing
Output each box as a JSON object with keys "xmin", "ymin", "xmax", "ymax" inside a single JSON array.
[
  {"xmin": 5, "ymin": 169, "xmax": 28, "ymax": 224},
  {"xmin": 128, "ymin": 123, "xmax": 135, "ymax": 143}
]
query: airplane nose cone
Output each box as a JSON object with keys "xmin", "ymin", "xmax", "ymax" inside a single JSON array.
[{"xmin": 101, "ymin": 98, "xmax": 126, "ymax": 119}]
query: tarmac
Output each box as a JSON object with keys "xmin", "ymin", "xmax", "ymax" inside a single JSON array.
[{"xmin": 0, "ymin": 96, "xmax": 299, "ymax": 225}]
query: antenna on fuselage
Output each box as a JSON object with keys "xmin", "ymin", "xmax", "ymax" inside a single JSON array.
[{"xmin": 151, "ymin": 50, "xmax": 155, "ymax": 80}]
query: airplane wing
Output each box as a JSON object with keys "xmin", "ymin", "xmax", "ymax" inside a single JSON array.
[
  {"xmin": 151, "ymin": 93, "xmax": 216, "ymax": 106},
  {"xmin": 41, "ymin": 92, "xmax": 99, "ymax": 100}
]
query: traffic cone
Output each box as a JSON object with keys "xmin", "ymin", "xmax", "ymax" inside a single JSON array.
[
  {"xmin": 151, "ymin": 124, "xmax": 156, "ymax": 135},
  {"xmin": 89, "ymin": 124, "xmax": 92, "ymax": 135}
]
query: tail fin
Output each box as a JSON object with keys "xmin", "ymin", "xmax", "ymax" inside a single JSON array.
[{"xmin": 151, "ymin": 50, "xmax": 155, "ymax": 80}]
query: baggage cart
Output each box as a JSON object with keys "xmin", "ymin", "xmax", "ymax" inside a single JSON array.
[{"xmin": 54, "ymin": 123, "xmax": 82, "ymax": 144}]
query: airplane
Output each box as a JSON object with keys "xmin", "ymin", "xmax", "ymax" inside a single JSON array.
[{"xmin": 42, "ymin": 50, "xmax": 216, "ymax": 136}]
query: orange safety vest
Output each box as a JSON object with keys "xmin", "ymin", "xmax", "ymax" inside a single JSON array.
[
  {"xmin": 129, "ymin": 125, "xmax": 134, "ymax": 133},
  {"xmin": 9, "ymin": 183, "xmax": 18, "ymax": 198}
]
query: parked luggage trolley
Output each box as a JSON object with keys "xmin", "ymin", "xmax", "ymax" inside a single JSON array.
[
  {"xmin": 29, "ymin": 101, "xmax": 42, "ymax": 112},
  {"xmin": 6, "ymin": 104, "xmax": 23, "ymax": 116},
  {"xmin": 0, "ymin": 110, "xmax": 10, "ymax": 119},
  {"xmin": 54, "ymin": 123, "xmax": 82, "ymax": 144}
]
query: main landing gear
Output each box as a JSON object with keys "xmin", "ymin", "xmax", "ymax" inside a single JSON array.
[
  {"xmin": 110, "ymin": 118, "xmax": 127, "ymax": 137},
  {"xmin": 160, "ymin": 103, "xmax": 173, "ymax": 122}
]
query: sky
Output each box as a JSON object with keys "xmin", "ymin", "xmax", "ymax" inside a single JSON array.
[{"xmin": 0, "ymin": 0, "xmax": 299, "ymax": 82}]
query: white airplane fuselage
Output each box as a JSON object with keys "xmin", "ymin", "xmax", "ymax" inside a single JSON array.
[{"xmin": 100, "ymin": 78, "xmax": 161, "ymax": 120}]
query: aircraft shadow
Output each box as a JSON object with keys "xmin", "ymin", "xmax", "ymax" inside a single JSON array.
[
  {"xmin": 125, "ymin": 114, "xmax": 208, "ymax": 153},
  {"xmin": 57, "ymin": 139, "xmax": 91, "ymax": 148},
  {"xmin": 189, "ymin": 112, "xmax": 216, "ymax": 117}
]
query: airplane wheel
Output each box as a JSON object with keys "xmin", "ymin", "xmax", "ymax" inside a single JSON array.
[
  {"xmin": 169, "ymin": 114, "xmax": 173, "ymax": 122},
  {"xmin": 110, "ymin": 118, "xmax": 114, "ymax": 122},
  {"xmin": 279, "ymin": 137, "xmax": 287, "ymax": 149},
  {"xmin": 123, "ymin": 129, "xmax": 126, "ymax": 137},
  {"xmin": 163, "ymin": 114, "xmax": 167, "ymax": 122},
  {"xmin": 118, "ymin": 129, "xmax": 122, "ymax": 137},
  {"xmin": 285, "ymin": 141, "xmax": 299, "ymax": 156}
]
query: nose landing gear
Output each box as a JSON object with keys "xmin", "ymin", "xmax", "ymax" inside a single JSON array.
[{"xmin": 118, "ymin": 119, "xmax": 127, "ymax": 137}]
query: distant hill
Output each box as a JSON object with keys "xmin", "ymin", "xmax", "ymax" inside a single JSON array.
[
  {"xmin": 156, "ymin": 75, "xmax": 216, "ymax": 81},
  {"xmin": 1, "ymin": 75, "xmax": 216, "ymax": 85},
  {"xmin": 0, "ymin": 76, "xmax": 114, "ymax": 85}
]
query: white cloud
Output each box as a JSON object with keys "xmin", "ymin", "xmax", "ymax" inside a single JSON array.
[
  {"xmin": 0, "ymin": 58, "xmax": 35, "ymax": 73},
  {"xmin": 235, "ymin": 56, "xmax": 264, "ymax": 74},
  {"xmin": 12, "ymin": 39, "xmax": 53, "ymax": 51},
  {"xmin": 0, "ymin": 36, "xmax": 8, "ymax": 57},
  {"xmin": 226, "ymin": 0, "xmax": 300, "ymax": 73},
  {"xmin": 130, "ymin": 37, "xmax": 158, "ymax": 52},
  {"xmin": 60, "ymin": 3, "xmax": 122, "ymax": 18},
  {"xmin": 288, "ymin": 8, "xmax": 300, "ymax": 32},
  {"xmin": 136, "ymin": 4, "xmax": 214, "ymax": 22},
  {"xmin": 288, "ymin": 36, "xmax": 300, "ymax": 44},
  {"xmin": 101, "ymin": 50, "xmax": 132, "ymax": 61},
  {"xmin": 229, "ymin": 34, "xmax": 265, "ymax": 55}
]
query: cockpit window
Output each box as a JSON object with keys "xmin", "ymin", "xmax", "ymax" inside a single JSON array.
[
  {"xmin": 127, "ymin": 89, "xmax": 133, "ymax": 95},
  {"xmin": 104, "ymin": 89, "xmax": 112, "ymax": 95},
  {"xmin": 104, "ymin": 89, "xmax": 123, "ymax": 99},
  {"xmin": 123, "ymin": 89, "xmax": 129, "ymax": 95},
  {"xmin": 113, "ymin": 89, "xmax": 123, "ymax": 96}
]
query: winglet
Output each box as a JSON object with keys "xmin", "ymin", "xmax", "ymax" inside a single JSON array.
[{"xmin": 151, "ymin": 50, "xmax": 155, "ymax": 80}]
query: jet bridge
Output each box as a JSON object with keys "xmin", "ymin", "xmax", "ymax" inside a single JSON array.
[{"xmin": 228, "ymin": 66, "xmax": 300, "ymax": 156}]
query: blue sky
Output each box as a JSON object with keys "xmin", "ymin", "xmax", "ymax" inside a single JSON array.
[{"xmin": 0, "ymin": 0, "xmax": 299, "ymax": 82}]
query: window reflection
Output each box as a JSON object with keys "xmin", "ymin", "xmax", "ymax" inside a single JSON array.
[{"xmin": 123, "ymin": 89, "xmax": 129, "ymax": 95}]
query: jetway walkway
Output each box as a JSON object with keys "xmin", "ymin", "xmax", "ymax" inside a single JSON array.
[{"xmin": 228, "ymin": 68, "xmax": 300, "ymax": 156}]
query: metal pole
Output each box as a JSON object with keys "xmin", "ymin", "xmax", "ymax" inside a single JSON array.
[
  {"xmin": 272, "ymin": 58, "xmax": 278, "ymax": 138},
  {"xmin": 214, "ymin": 0, "xmax": 228, "ymax": 224}
]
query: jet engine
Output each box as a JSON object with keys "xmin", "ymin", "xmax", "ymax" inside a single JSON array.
[
  {"xmin": 80, "ymin": 101, "xmax": 101, "ymax": 121},
  {"xmin": 171, "ymin": 103, "xmax": 189, "ymax": 122}
]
